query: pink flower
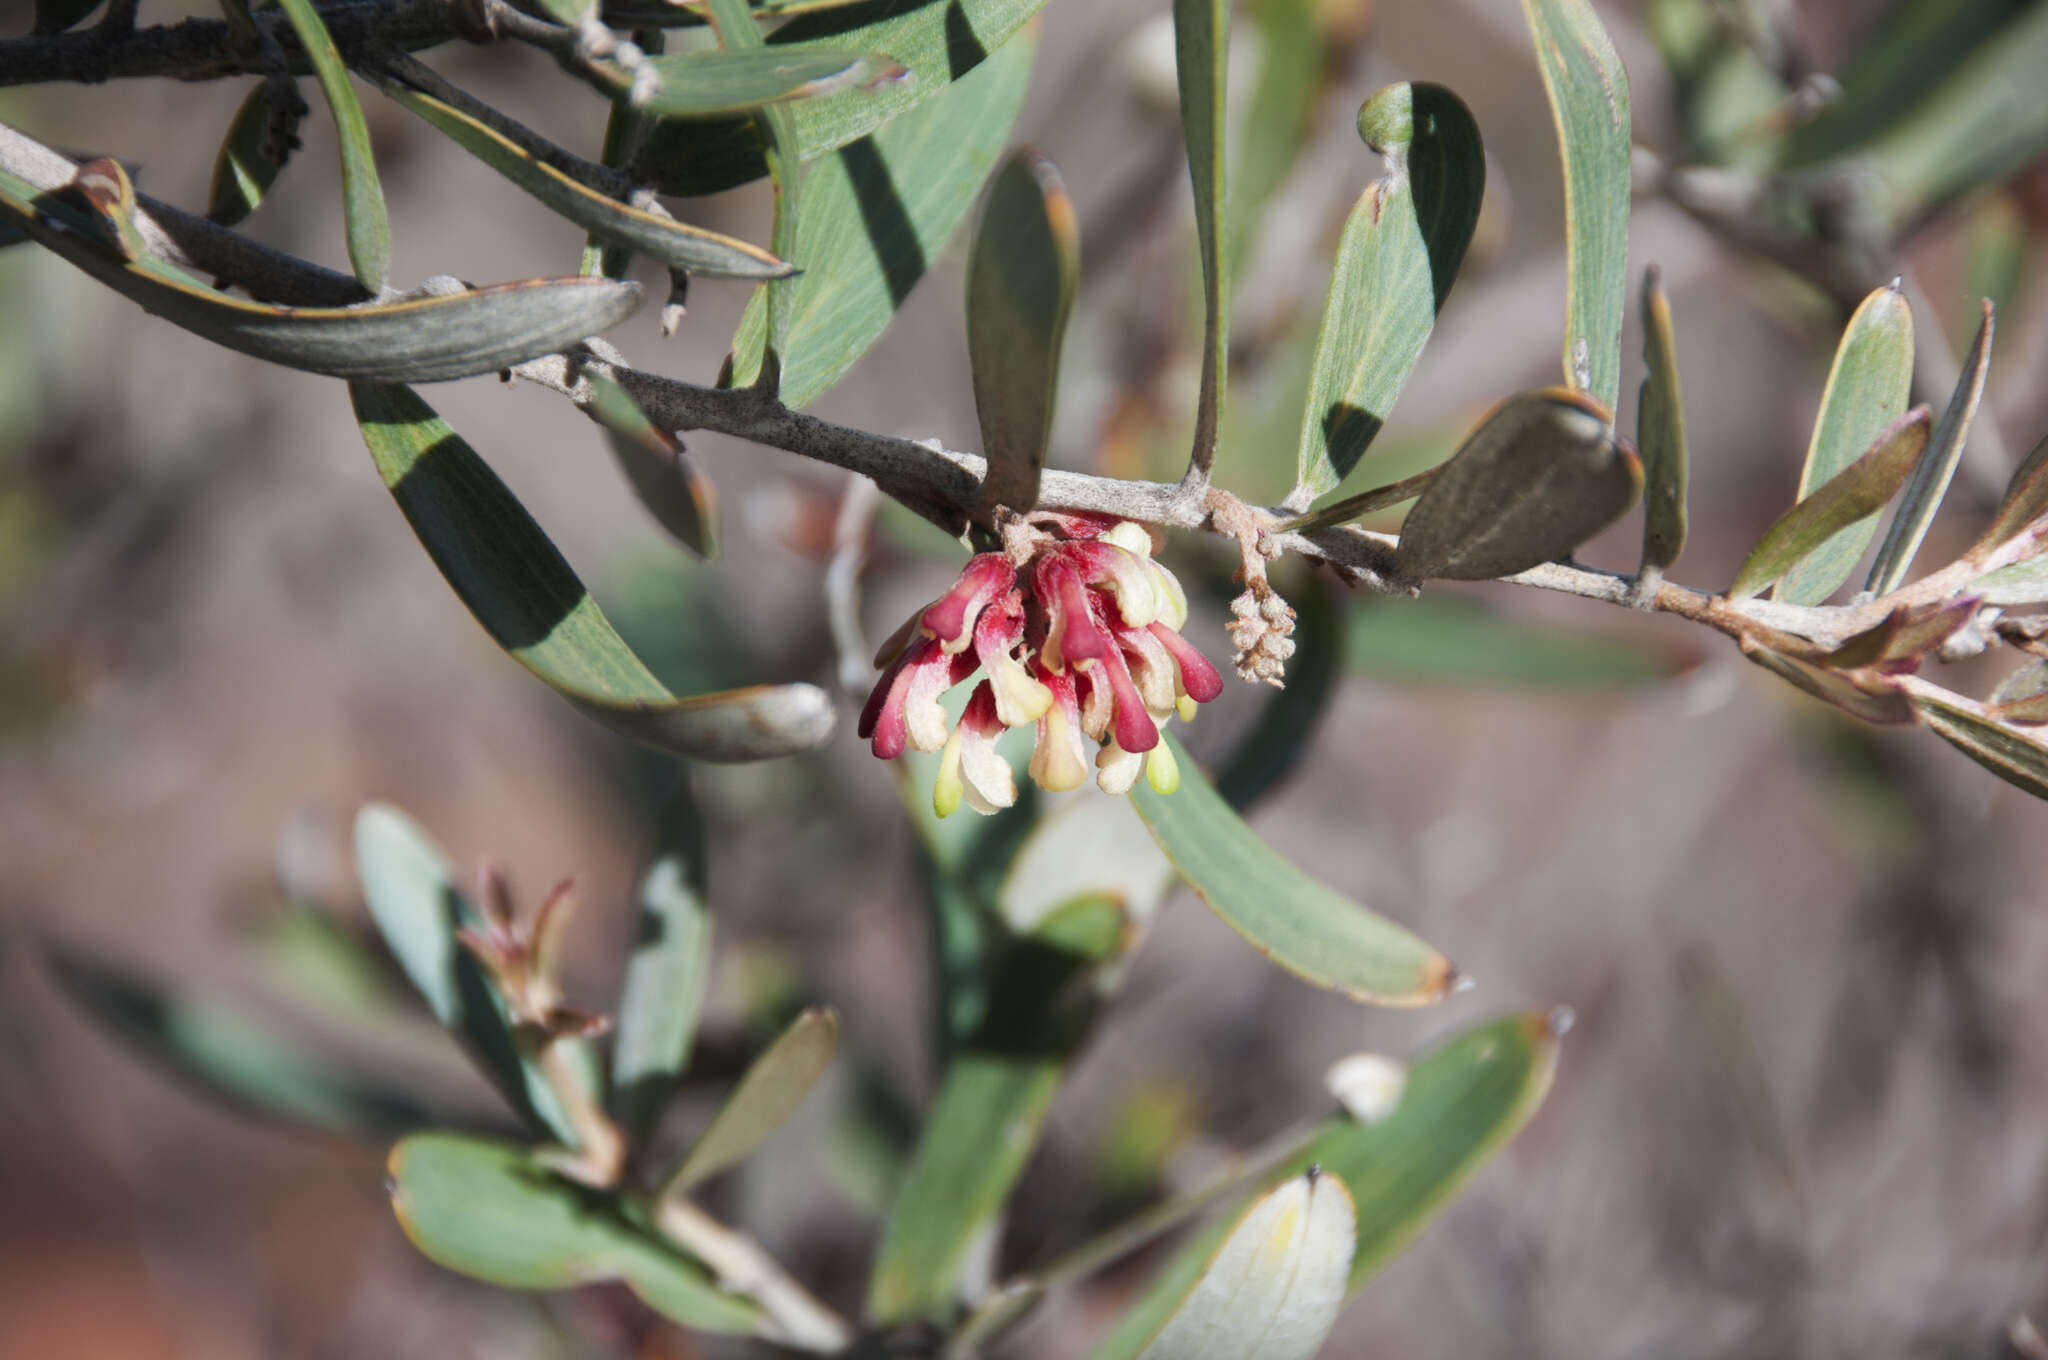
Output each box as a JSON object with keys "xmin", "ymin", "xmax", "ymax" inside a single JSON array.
[{"xmin": 863, "ymin": 516, "xmax": 1221, "ymax": 815}]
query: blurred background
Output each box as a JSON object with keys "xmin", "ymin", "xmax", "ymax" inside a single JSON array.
[{"xmin": 4, "ymin": 0, "xmax": 2048, "ymax": 1355}]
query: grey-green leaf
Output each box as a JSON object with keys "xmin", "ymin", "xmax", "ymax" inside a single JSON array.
[
  {"xmin": 208, "ymin": 81, "xmax": 302, "ymax": 226},
  {"xmin": 1394, "ymin": 387, "xmax": 1642, "ymax": 581},
  {"xmin": 48, "ymin": 944, "xmax": 432, "ymax": 1137},
  {"xmin": 0, "ymin": 161, "xmax": 638, "ymax": 380},
  {"xmin": 1738, "ymin": 637, "xmax": 1916, "ymax": 726},
  {"xmin": 350, "ymin": 382, "xmax": 835, "ymax": 761},
  {"xmin": 869, "ymin": 896, "xmax": 1129, "ymax": 1324},
  {"xmin": 378, "ymin": 76, "xmax": 792, "ymax": 281},
  {"xmin": 1968, "ymin": 556, "xmax": 2048, "ymax": 607},
  {"xmin": 1775, "ymin": 282, "xmax": 1915, "ymax": 604},
  {"xmin": 1175, "ymin": 0, "xmax": 1229, "ymax": 478},
  {"xmin": 1909, "ymin": 682, "xmax": 2048, "ymax": 802},
  {"xmin": 636, "ymin": 47, "xmax": 907, "ymax": 119},
  {"xmin": 660, "ymin": 1006, "xmax": 838, "ymax": 1194},
  {"xmin": 968, "ymin": 149, "xmax": 1080, "ymax": 514},
  {"xmin": 635, "ymin": 0, "xmax": 1047, "ymax": 197},
  {"xmin": 276, "ymin": 0, "xmax": 389, "ymax": 291},
  {"xmin": 610, "ymin": 787, "xmax": 716, "ymax": 1145},
  {"xmin": 1129, "ymin": 732, "xmax": 1456, "ymax": 1005},
  {"xmin": 1637, "ymin": 263, "xmax": 1689, "ymax": 572},
  {"xmin": 724, "ymin": 28, "xmax": 1033, "ymax": 409},
  {"xmin": 1291, "ymin": 82, "xmax": 1484, "ymax": 503},
  {"xmin": 1521, "ymin": 0, "xmax": 1631, "ymax": 410},
  {"xmin": 1867, "ymin": 300, "xmax": 1994, "ymax": 594},
  {"xmin": 1730, "ymin": 405, "xmax": 1931, "ymax": 601},
  {"xmin": 587, "ymin": 374, "xmax": 719, "ymax": 558},
  {"xmin": 1087, "ymin": 1011, "xmax": 1565, "ymax": 1360},
  {"xmin": 1131, "ymin": 1172, "xmax": 1356, "ymax": 1360},
  {"xmin": 388, "ymin": 1133, "xmax": 763, "ymax": 1333}
]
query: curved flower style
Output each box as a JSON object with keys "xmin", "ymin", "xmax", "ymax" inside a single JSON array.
[{"xmin": 860, "ymin": 515, "xmax": 1224, "ymax": 817}]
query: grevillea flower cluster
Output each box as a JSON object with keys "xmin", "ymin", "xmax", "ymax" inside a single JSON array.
[{"xmin": 860, "ymin": 514, "xmax": 1225, "ymax": 817}]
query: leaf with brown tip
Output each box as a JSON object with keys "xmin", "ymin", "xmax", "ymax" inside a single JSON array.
[{"xmin": 1730, "ymin": 406, "xmax": 1931, "ymax": 601}]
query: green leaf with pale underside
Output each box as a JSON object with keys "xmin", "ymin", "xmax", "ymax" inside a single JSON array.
[
  {"xmin": 1291, "ymin": 82, "xmax": 1484, "ymax": 504},
  {"xmin": 724, "ymin": 28, "xmax": 1032, "ymax": 409},
  {"xmin": 1131, "ymin": 1172, "xmax": 1356, "ymax": 1360},
  {"xmin": 1731, "ymin": 406, "xmax": 1930, "ymax": 601},
  {"xmin": 968, "ymin": 149, "xmax": 1079, "ymax": 513},
  {"xmin": 377, "ymin": 77, "xmax": 792, "ymax": 281},
  {"xmin": 276, "ymin": 0, "xmax": 389, "ymax": 291},
  {"xmin": 1087, "ymin": 1011, "xmax": 1565, "ymax": 1360},
  {"xmin": 0, "ymin": 162, "xmax": 640, "ymax": 382},
  {"xmin": 634, "ymin": 47, "xmax": 907, "ymax": 119},
  {"xmin": 1776, "ymin": 282, "xmax": 1915, "ymax": 604},
  {"xmin": 586, "ymin": 375, "xmax": 719, "ymax": 558},
  {"xmin": 1908, "ymin": 682, "xmax": 2048, "ymax": 802},
  {"xmin": 636, "ymin": 0, "xmax": 1047, "ymax": 197},
  {"xmin": 1867, "ymin": 300, "xmax": 1993, "ymax": 594},
  {"xmin": 388, "ymin": 1133, "xmax": 763, "ymax": 1334},
  {"xmin": 349, "ymin": 383, "xmax": 835, "ymax": 761},
  {"xmin": 1129, "ymin": 732, "xmax": 1455, "ymax": 1005},
  {"xmin": 1521, "ymin": 0, "xmax": 1631, "ymax": 411},
  {"xmin": 610, "ymin": 787, "xmax": 716, "ymax": 1145}
]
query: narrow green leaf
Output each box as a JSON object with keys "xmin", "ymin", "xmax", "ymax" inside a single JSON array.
[
  {"xmin": 1174, "ymin": 0, "xmax": 1229, "ymax": 478},
  {"xmin": 1854, "ymin": 3, "xmax": 2048, "ymax": 230},
  {"xmin": 1730, "ymin": 406, "xmax": 1931, "ymax": 601},
  {"xmin": 1637, "ymin": 264, "xmax": 1689, "ymax": 572},
  {"xmin": 208, "ymin": 81, "xmax": 303, "ymax": 226},
  {"xmin": 1131, "ymin": 1171, "xmax": 1356, "ymax": 1360},
  {"xmin": 660, "ymin": 1006, "xmax": 838, "ymax": 1194},
  {"xmin": 1290, "ymin": 83, "xmax": 1484, "ymax": 503},
  {"xmin": 1129, "ymin": 731, "xmax": 1456, "ymax": 1005},
  {"xmin": 1908, "ymin": 682, "xmax": 2048, "ymax": 802},
  {"xmin": 1776, "ymin": 282, "xmax": 1915, "ymax": 604},
  {"xmin": 724, "ymin": 28, "xmax": 1033, "ymax": 409},
  {"xmin": 704, "ymin": 0, "xmax": 805, "ymax": 363},
  {"xmin": 1867, "ymin": 301, "xmax": 1994, "ymax": 594},
  {"xmin": 0, "ymin": 161, "xmax": 641, "ymax": 381},
  {"xmin": 635, "ymin": 47, "xmax": 907, "ymax": 119},
  {"xmin": 613, "ymin": 0, "xmax": 880, "ymax": 21},
  {"xmin": 1215, "ymin": 565, "xmax": 1343, "ymax": 810},
  {"xmin": 968, "ymin": 149, "xmax": 1080, "ymax": 514},
  {"xmin": 1087, "ymin": 1011, "xmax": 1565, "ymax": 1360},
  {"xmin": 587, "ymin": 374, "xmax": 719, "ymax": 558},
  {"xmin": 610, "ymin": 787, "xmax": 716, "ymax": 1145},
  {"xmin": 1969, "ymin": 431, "xmax": 2048, "ymax": 559},
  {"xmin": 349, "ymin": 382, "xmax": 835, "ymax": 761},
  {"xmin": 1738, "ymin": 637, "xmax": 1916, "ymax": 726},
  {"xmin": 1520, "ymin": 0, "xmax": 1631, "ymax": 410},
  {"xmin": 353, "ymin": 803, "xmax": 593, "ymax": 1143},
  {"xmin": 1394, "ymin": 387, "xmax": 1642, "ymax": 582},
  {"xmin": 47, "ymin": 945, "xmax": 432, "ymax": 1137},
  {"xmin": 634, "ymin": 0, "xmax": 1047, "ymax": 197},
  {"xmin": 869, "ymin": 896, "xmax": 1129, "ymax": 1324},
  {"xmin": 275, "ymin": 0, "xmax": 389, "ymax": 291},
  {"xmin": 1348, "ymin": 594, "xmax": 1674, "ymax": 688},
  {"xmin": 1968, "ymin": 556, "xmax": 2048, "ymax": 607},
  {"xmin": 388, "ymin": 1133, "xmax": 763, "ymax": 1333},
  {"xmin": 377, "ymin": 77, "xmax": 793, "ymax": 281}
]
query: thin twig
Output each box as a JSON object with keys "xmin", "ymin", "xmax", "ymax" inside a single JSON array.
[{"xmin": 651, "ymin": 1196, "xmax": 853, "ymax": 1353}]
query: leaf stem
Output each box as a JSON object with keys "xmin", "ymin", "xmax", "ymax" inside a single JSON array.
[{"xmin": 650, "ymin": 1195, "xmax": 853, "ymax": 1353}]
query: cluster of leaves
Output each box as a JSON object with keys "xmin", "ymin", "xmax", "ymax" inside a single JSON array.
[{"xmin": 12, "ymin": 0, "xmax": 2048, "ymax": 1354}]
